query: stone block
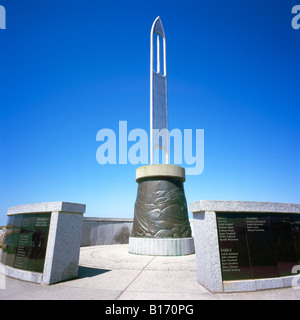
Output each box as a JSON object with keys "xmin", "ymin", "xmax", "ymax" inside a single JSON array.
[
  {"xmin": 128, "ymin": 237, "xmax": 194, "ymax": 256},
  {"xmin": 0, "ymin": 202, "xmax": 86, "ymax": 285}
]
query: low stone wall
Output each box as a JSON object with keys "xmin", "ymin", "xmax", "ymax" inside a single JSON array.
[
  {"xmin": 81, "ymin": 217, "xmax": 133, "ymax": 247},
  {"xmin": 81, "ymin": 217, "xmax": 195, "ymax": 247},
  {"xmin": 1, "ymin": 201, "xmax": 85, "ymax": 285},
  {"xmin": 191, "ymin": 200, "xmax": 300, "ymax": 293}
]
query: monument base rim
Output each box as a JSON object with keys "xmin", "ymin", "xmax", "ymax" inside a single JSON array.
[
  {"xmin": 128, "ymin": 237, "xmax": 195, "ymax": 256},
  {"xmin": 136, "ymin": 164, "xmax": 186, "ymax": 182}
]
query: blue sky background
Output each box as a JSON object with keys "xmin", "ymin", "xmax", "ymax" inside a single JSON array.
[{"xmin": 0, "ymin": 0, "xmax": 299, "ymax": 226}]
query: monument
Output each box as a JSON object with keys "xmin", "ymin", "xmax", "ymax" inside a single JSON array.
[
  {"xmin": 0, "ymin": 202, "xmax": 85, "ymax": 284},
  {"xmin": 191, "ymin": 200, "xmax": 300, "ymax": 292},
  {"xmin": 128, "ymin": 17, "xmax": 194, "ymax": 256}
]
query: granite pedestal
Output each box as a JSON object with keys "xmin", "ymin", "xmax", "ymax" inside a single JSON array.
[
  {"xmin": 191, "ymin": 200, "xmax": 300, "ymax": 292},
  {"xmin": 0, "ymin": 201, "xmax": 86, "ymax": 285}
]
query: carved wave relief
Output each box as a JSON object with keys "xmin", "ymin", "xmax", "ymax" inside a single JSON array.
[{"xmin": 131, "ymin": 178, "xmax": 192, "ymax": 238}]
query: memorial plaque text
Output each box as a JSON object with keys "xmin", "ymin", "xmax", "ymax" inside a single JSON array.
[
  {"xmin": 217, "ymin": 212, "xmax": 300, "ymax": 281},
  {"xmin": 1, "ymin": 213, "xmax": 51, "ymax": 273}
]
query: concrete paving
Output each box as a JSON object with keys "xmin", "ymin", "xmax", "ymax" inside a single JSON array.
[{"xmin": 1, "ymin": 244, "xmax": 300, "ymax": 300}]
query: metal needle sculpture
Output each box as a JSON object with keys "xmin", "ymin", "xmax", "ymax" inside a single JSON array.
[
  {"xmin": 131, "ymin": 17, "xmax": 192, "ymax": 241},
  {"xmin": 150, "ymin": 16, "xmax": 169, "ymax": 165}
]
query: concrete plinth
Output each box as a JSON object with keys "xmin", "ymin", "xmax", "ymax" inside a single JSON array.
[{"xmin": 129, "ymin": 237, "xmax": 194, "ymax": 256}]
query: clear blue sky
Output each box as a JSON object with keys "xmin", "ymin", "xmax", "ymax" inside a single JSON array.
[{"xmin": 0, "ymin": 0, "xmax": 299, "ymax": 226}]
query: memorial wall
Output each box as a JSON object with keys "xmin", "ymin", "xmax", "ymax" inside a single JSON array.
[
  {"xmin": 0, "ymin": 202, "xmax": 86, "ymax": 285},
  {"xmin": 1, "ymin": 213, "xmax": 51, "ymax": 273},
  {"xmin": 216, "ymin": 212, "xmax": 300, "ymax": 281}
]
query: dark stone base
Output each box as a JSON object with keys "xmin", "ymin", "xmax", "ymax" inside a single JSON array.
[{"xmin": 131, "ymin": 176, "xmax": 192, "ymax": 238}]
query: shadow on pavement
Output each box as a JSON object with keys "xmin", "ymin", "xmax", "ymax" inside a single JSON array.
[{"xmin": 77, "ymin": 266, "xmax": 111, "ymax": 279}]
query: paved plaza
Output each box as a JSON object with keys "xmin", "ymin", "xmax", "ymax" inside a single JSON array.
[{"xmin": 1, "ymin": 244, "xmax": 300, "ymax": 300}]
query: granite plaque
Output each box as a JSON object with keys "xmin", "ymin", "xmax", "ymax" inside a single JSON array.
[
  {"xmin": 270, "ymin": 214, "xmax": 298, "ymax": 276},
  {"xmin": 1, "ymin": 215, "xmax": 22, "ymax": 267},
  {"xmin": 245, "ymin": 214, "xmax": 279, "ymax": 279},
  {"xmin": 217, "ymin": 212, "xmax": 300, "ymax": 281},
  {"xmin": 217, "ymin": 213, "xmax": 251, "ymax": 281},
  {"xmin": 291, "ymin": 214, "xmax": 300, "ymax": 264},
  {"xmin": 1, "ymin": 213, "xmax": 51, "ymax": 272}
]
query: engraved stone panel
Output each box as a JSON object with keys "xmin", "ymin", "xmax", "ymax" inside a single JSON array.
[
  {"xmin": 216, "ymin": 212, "xmax": 300, "ymax": 281},
  {"xmin": 216, "ymin": 213, "xmax": 251, "ymax": 281},
  {"xmin": 1, "ymin": 213, "xmax": 51, "ymax": 273}
]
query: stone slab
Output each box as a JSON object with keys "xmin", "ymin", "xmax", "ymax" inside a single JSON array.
[
  {"xmin": 0, "ymin": 262, "xmax": 42, "ymax": 283},
  {"xmin": 81, "ymin": 218, "xmax": 133, "ymax": 246},
  {"xmin": 42, "ymin": 211, "xmax": 83, "ymax": 284},
  {"xmin": 1, "ymin": 202, "xmax": 86, "ymax": 285},
  {"xmin": 190, "ymin": 200, "xmax": 300, "ymax": 214},
  {"xmin": 191, "ymin": 200, "xmax": 300, "ymax": 293},
  {"xmin": 223, "ymin": 277, "xmax": 294, "ymax": 292},
  {"xmin": 136, "ymin": 164, "xmax": 185, "ymax": 182},
  {"xmin": 223, "ymin": 280, "xmax": 257, "ymax": 293},
  {"xmin": 255, "ymin": 277, "xmax": 284, "ymax": 291},
  {"xmin": 193, "ymin": 211, "xmax": 223, "ymax": 293},
  {"xmin": 128, "ymin": 237, "xmax": 194, "ymax": 256},
  {"xmin": 7, "ymin": 202, "xmax": 86, "ymax": 215}
]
